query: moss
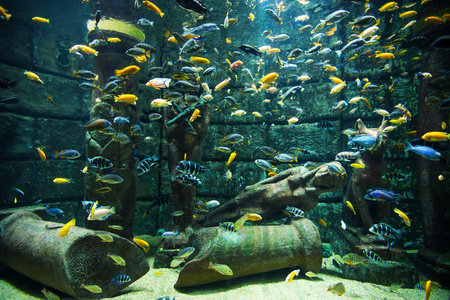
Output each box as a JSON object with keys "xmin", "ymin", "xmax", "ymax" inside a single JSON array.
[{"xmin": 86, "ymin": 17, "xmax": 145, "ymax": 42}]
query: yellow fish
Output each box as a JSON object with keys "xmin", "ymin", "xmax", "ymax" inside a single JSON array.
[
  {"xmin": 259, "ymin": 72, "xmax": 279, "ymax": 84},
  {"xmin": 80, "ymin": 284, "xmax": 102, "ymax": 294},
  {"xmin": 399, "ymin": 11, "xmax": 417, "ymax": 18},
  {"xmin": 154, "ymin": 271, "xmax": 164, "ymax": 275},
  {"xmin": 107, "ymin": 37, "xmax": 121, "ymax": 43},
  {"xmin": 249, "ymin": 13, "xmax": 255, "ymax": 21},
  {"xmin": 350, "ymin": 163, "xmax": 365, "ymax": 169},
  {"xmin": 379, "ymin": 2, "xmax": 399, "ymax": 12},
  {"xmin": 167, "ymin": 36, "xmax": 177, "ymax": 43},
  {"xmin": 142, "ymin": 1, "xmax": 164, "ymax": 17},
  {"xmin": 133, "ymin": 237, "xmax": 149, "ymax": 253},
  {"xmin": 305, "ymin": 271, "xmax": 320, "ymax": 279},
  {"xmin": 328, "ymin": 282, "xmax": 345, "ymax": 296},
  {"xmin": 189, "ymin": 108, "xmax": 201, "ymax": 122},
  {"xmin": 32, "ymin": 17, "xmax": 49, "ymax": 23},
  {"xmin": 346, "ymin": 201, "xmax": 356, "ymax": 215},
  {"xmin": 59, "ymin": 219, "xmax": 76, "ymax": 237},
  {"xmin": 115, "ymin": 65, "xmax": 140, "ymax": 76},
  {"xmin": 208, "ymin": 262, "xmax": 233, "ymax": 275},
  {"xmin": 94, "ymin": 232, "xmax": 114, "ymax": 243},
  {"xmin": 114, "ymin": 94, "xmax": 138, "ymax": 105},
  {"xmin": 37, "ymin": 147, "xmax": 46, "ymax": 161},
  {"xmin": 285, "ymin": 269, "xmax": 300, "ymax": 283},
  {"xmin": 189, "ymin": 56, "xmax": 210, "ymax": 64},
  {"xmin": 234, "ymin": 212, "xmax": 249, "ymax": 230},
  {"xmin": 107, "ymin": 253, "xmax": 126, "ymax": 266},
  {"xmin": 0, "ymin": 6, "xmax": 12, "ymax": 21},
  {"xmin": 226, "ymin": 38, "xmax": 231, "ymax": 43},
  {"xmin": 24, "ymin": 71, "xmax": 44, "ymax": 84},
  {"xmin": 318, "ymin": 218, "xmax": 328, "ymax": 227},
  {"xmin": 214, "ymin": 77, "xmax": 231, "ymax": 91},
  {"xmin": 247, "ymin": 213, "xmax": 262, "ymax": 221},
  {"xmin": 226, "ymin": 152, "xmax": 236, "ymax": 167},
  {"xmin": 53, "ymin": 178, "xmax": 71, "ymax": 184},
  {"xmin": 108, "ymin": 225, "xmax": 123, "ymax": 230},
  {"xmin": 393, "ymin": 207, "xmax": 410, "ymax": 226}
]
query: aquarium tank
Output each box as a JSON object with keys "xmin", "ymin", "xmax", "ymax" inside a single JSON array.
[{"xmin": 0, "ymin": 0, "xmax": 449, "ymax": 299}]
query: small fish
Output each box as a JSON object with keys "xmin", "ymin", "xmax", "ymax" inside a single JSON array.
[
  {"xmin": 382, "ymin": 172, "xmax": 411, "ymax": 182},
  {"xmin": 219, "ymin": 222, "xmax": 235, "ymax": 232},
  {"xmin": 226, "ymin": 152, "xmax": 236, "ymax": 167},
  {"xmin": 94, "ymin": 232, "xmax": 114, "ymax": 242},
  {"xmin": 108, "ymin": 225, "xmax": 123, "ymax": 230},
  {"xmin": 327, "ymin": 282, "xmax": 346, "ymax": 296},
  {"xmin": 41, "ymin": 287, "xmax": 60, "ymax": 300},
  {"xmin": 178, "ymin": 247, "xmax": 195, "ymax": 259},
  {"xmin": 37, "ymin": 147, "xmax": 47, "ymax": 161},
  {"xmin": 209, "ymin": 262, "xmax": 233, "ymax": 276},
  {"xmin": 318, "ymin": 218, "xmax": 328, "ymax": 227},
  {"xmin": 285, "ymin": 205, "xmax": 304, "ymax": 218},
  {"xmin": 369, "ymin": 223, "xmax": 402, "ymax": 240},
  {"xmin": 365, "ymin": 188, "xmax": 402, "ymax": 204},
  {"xmin": 107, "ymin": 253, "xmax": 126, "ymax": 266},
  {"xmin": 342, "ymin": 253, "xmax": 368, "ymax": 266},
  {"xmin": 95, "ymin": 174, "xmax": 123, "ymax": 184},
  {"xmin": 59, "ymin": 219, "xmax": 76, "ymax": 238},
  {"xmin": 45, "ymin": 206, "xmax": 64, "ymax": 218},
  {"xmin": 88, "ymin": 156, "xmax": 113, "ymax": 169},
  {"xmin": 111, "ymin": 274, "xmax": 131, "ymax": 285},
  {"xmin": 305, "ymin": 271, "xmax": 320, "ymax": 279},
  {"xmin": 285, "ymin": 269, "xmax": 300, "ymax": 283},
  {"xmin": 346, "ymin": 201, "xmax": 356, "ymax": 215},
  {"xmin": 234, "ymin": 213, "xmax": 249, "ymax": 231},
  {"xmin": 176, "ymin": 160, "xmax": 210, "ymax": 175},
  {"xmin": 14, "ymin": 187, "xmax": 24, "ymax": 195},
  {"xmin": 115, "ymin": 65, "xmax": 140, "ymax": 76},
  {"xmin": 24, "ymin": 70, "xmax": 44, "ymax": 84},
  {"xmin": 363, "ymin": 249, "xmax": 386, "ymax": 266},
  {"xmin": 162, "ymin": 231, "xmax": 178, "ymax": 237},
  {"xmin": 350, "ymin": 163, "xmax": 365, "ymax": 169},
  {"xmin": 54, "ymin": 149, "xmax": 81, "ymax": 160},
  {"xmin": 80, "ymin": 284, "xmax": 102, "ymax": 294},
  {"xmin": 393, "ymin": 208, "xmax": 410, "ymax": 226},
  {"xmin": 137, "ymin": 18, "xmax": 154, "ymax": 26},
  {"xmin": 254, "ymin": 159, "xmax": 276, "ymax": 172},
  {"xmin": 133, "ymin": 237, "xmax": 149, "ymax": 252},
  {"xmin": 94, "ymin": 187, "xmax": 112, "ymax": 194},
  {"xmin": 172, "ymin": 210, "xmax": 184, "ymax": 216},
  {"xmin": 53, "ymin": 178, "xmax": 71, "ymax": 184},
  {"xmin": 82, "ymin": 119, "xmax": 112, "ymax": 131}
]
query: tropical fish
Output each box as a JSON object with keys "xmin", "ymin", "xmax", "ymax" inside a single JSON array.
[
  {"xmin": 137, "ymin": 18, "xmax": 153, "ymax": 26},
  {"xmin": 53, "ymin": 178, "xmax": 71, "ymax": 184},
  {"xmin": 369, "ymin": 223, "xmax": 402, "ymax": 240},
  {"xmin": 350, "ymin": 163, "xmax": 365, "ymax": 169},
  {"xmin": 33, "ymin": 17, "xmax": 50, "ymax": 24},
  {"xmin": 80, "ymin": 284, "xmax": 102, "ymax": 294},
  {"xmin": 265, "ymin": 8, "xmax": 282, "ymax": 24},
  {"xmin": 239, "ymin": 44, "xmax": 262, "ymax": 56},
  {"xmin": 88, "ymin": 156, "xmax": 113, "ymax": 169},
  {"xmin": 234, "ymin": 213, "xmax": 249, "ymax": 231},
  {"xmin": 254, "ymin": 159, "xmax": 276, "ymax": 172},
  {"xmin": 393, "ymin": 208, "xmax": 411, "ymax": 226},
  {"xmin": 318, "ymin": 218, "xmax": 328, "ymax": 227},
  {"xmin": 363, "ymin": 249, "xmax": 386, "ymax": 266},
  {"xmin": 285, "ymin": 205, "xmax": 304, "ymax": 218},
  {"xmin": 335, "ymin": 151, "xmax": 360, "ymax": 162},
  {"xmin": 214, "ymin": 77, "xmax": 231, "ymax": 91},
  {"xmin": 382, "ymin": 172, "xmax": 411, "ymax": 182},
  {"xmin": 59, "ymin": 219, "xmax": 76, "ymax": 238},
  {"xmin": 24, "ymin": 71, "xmax": 44, "ymax": 84},
  {"xmin": 247, "ymin": 213, "xmax": 262, "ymax": 221},
  {"xmin": 379, "ymin": 2, "xmax": 399, "ymax": 12},
  {"xmin": 405, "ymin": 143, "xmax": 441, "ymax": 161},
  {"xmin": 95, "ymin": 174, "xmax": 123, "ymax": 184},
  {"xmin": 87, "ymin": 205, "xmax": 116, "ymax": 221},
  {"xmin": 41, "ymin": 287, "xmax": 60, "ymax": 300},
  {"xmin": 176, "ymin": 160, "xmax": 210, "ymax": 175},
  {"xmin": 70, "ymin": 44, "xmax": 98, "ymax": 56},
  {"xmin": 107, "ymin": 253, "xmax": 126, "ymax": 266},
  {"xmin": 37, "ymin": 147, "xmax": 47, "ymax": 161},
  {"xmin": 108, "ymin": 225, "xmax": 123, "ymax": 230},
  {"xmin": 54, "ymin": 149, "xmax": 81, "ymax": 160},
  {"xmin": 327, "ymin": 282, "xmax": 345, "ymax": 296},
  {"xmin": 321, "ymin": 10, "xmax": 350, "ymax": 25},
  {"xmin": 342, "ymin": 253, "xmax": 368, "ymax": 266},
  {"xmin": 365, "ymin": 188, "xmax": 402, "ymax": 204},
  {"xmin": 259, "ymin": 72, "xmax": 279, "ymax": 84},
  {"xmin": 222, "ymin": 133, "xmax": 244, "ymax": 144},
  {"xmin": 219, "ymin": 222, "xmax": 235, "ymax": 232},
  {"xmin": 0, "ymin": 5, "xmax": 12, "ymax": 21},
  {"xmin": 346, "ymin": 201, "xmax": 356, "ymax": 215},
  {"xmin": 142, "ymin": 1, "xmax": 164, "ymax": 17},
  {"xmin": 421, "ymin": 131, "xmax": 449, "ymax": 142},
  {"xmin": 82, "ymin": 119, "xmax": 112, "ymax": 131},
  {"xmin": 115, "ymin": 65, "xmax": 140, "ymax": 76},
  {"xmin": 285, "ymin": 269, "xmax": 300, "ymax": 283},
  {"xmin": 45, "ymin": 206, "xmax": 64, "ymax": 218},
  {"xmin": 111, "ymin": 274, "xmax": 131, "ymax": 285},
  {"xmin": 133, "ymin": 237, "xmax": 149, "ymax": 252},
  {"xmin": 137, "ymin": 158, "xmax": 157, "ymax": 176},
  {"xmin": 209, "ymin": 262, "xmax": 233, "ymax": 275},
  {"xmin": 226, "ymin": 152, "xmax": 236, "ymax": 167},
  {"xmin": 151, "ymin": 99, "xmax": 172, "ymax": 107},
  {"xmin": 183, "ymin": 23, "xmax": 219, "ymax": 36},
  {"xmin": 173, "ymin": 173, "xmax": 202, "ymax": 186}
]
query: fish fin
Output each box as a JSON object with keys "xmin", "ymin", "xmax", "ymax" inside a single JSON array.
[{"xmin": 54, "ymin": 151, "xmax": 59, "ymax": 159}]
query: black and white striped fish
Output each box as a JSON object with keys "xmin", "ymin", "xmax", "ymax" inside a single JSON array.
[
  {"xmin": 176, "ymin": 160, "xmax": 210, "ymax": 175},
  {"xmin": 111, "ymin": 274, "xmax": 131, "ymax": 285},
  {"xmin": 88, "ymin": 156, "xmax": 113, "ymax": 169},
  {"xmin": 173, "ymin": 173, "xmax": 202, "ymax": 186},
  {"xmin": 369, "ymin": 223, "xmax": 402, "ymax": 240},
  {"xmin": 286, "ymin": 205, "xmax": 304, "ymax": 218},
  {"xmin": 137, "ymin": 158, "xmax": 157, "ymax": 176},
  {"xmin": 363, "ymin": 249, "xmax": 386, "ymax": 266},
  {"xmin": 382, "ymin": 172, "xmax": 412, "ymax": 182},
  {"xmin": 335, "ymin": 151, "xmax": 361, "ymax": 162},
  {"xmin": 219, "ymin": 222, "xmax": 235, "ymax": 232}
]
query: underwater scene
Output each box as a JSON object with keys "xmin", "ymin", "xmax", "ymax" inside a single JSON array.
[{"xmin": 0, "ymin": 0, "xmax": 450, "ymax": 299}]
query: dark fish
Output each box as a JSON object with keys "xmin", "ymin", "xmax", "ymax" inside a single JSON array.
[
  {"xmin": 382, "ymin": 172, "xmax": 411, "ymax": 182},
  {"xmin": 336, "ymin": 39, "xmax": 366, "ymax": 57},
  {"xmin": 364, "ymin": 188, "xmax": 402, "ymax": 205},
  {"xmin": 173, "ymin": 173, "xmax": 202, "ymax": 186},
  {"xmin": 157, "ymin": 296, "xmax": 176, "ymax": 300},
  {"xmin": 219, "ymin": 222, "xmax": 235, "ymax": 232},
  {"xmin": 45, "ymin": 206, "xmax": 64, "ymax": 218},
  {"xmin": 0, "ymin": 97, "xmax": 20, "ymax": 104},
  {"xmin": 79, "ymin": 82, "xmax": 99, "ymax": 90},
  {"xmin": 222, "ymin": 133, "xmax": 244, "ymax": 144},
  {"xmin": 431, "ymin": 35, "xmax": 450, "ymax": 50},
  {"xmin": 239, "ymin": 44, "xmax": 262, "ymax": 56},
  {"xmin": 280, "ymin": 85, "xmax": 303, "ymax": 101},
  {"xmin": 265, "ymin": 9, "xmax": 282, "ymax": 24},
  {"xmin": 176, "ymin": 160, "xmax": 210, "ymax": 175},
  {"xmin": 230, "ymin": 176, "xmax": 246, "ymax": 190},
  {"xmin": 111, "ymin": 274, "xmax": 131, "ymax": 285},
  {"xmin": 0, "ymin": 77, "xmax": 17, "ymax": 89},
  {"xmin": 173, "ymin": 80, "xmax": 199, "ymax": 92},
  {"xmin": 347, "ymin": 15, "xmax": 376, "ymax": 27},
  {"xmin": 92, "ymin": 10, "xmax": 101, "ymax": 26},
  {"xmin": 73, "ymin": 70, "xmax": 98, "ymax": 80},
  {"xmin": 88, "ymin": 156, "xmax": 113, "ymax": 169},
  {"xmin": 203, "ymin": 66, "xmax": 216, "ymax": 76},
  {"xmin": 287, "ymin": 48, "xmax": 303, "ymax": 60},
  {"xmin": 174, "ymin": 0, "xmax": 211, "ymax": 16},
  {"xmin": 317, "ymin": 120, "xmax": 335, "ymax": 130},
  {"xmin": 137, "ymin": 158, "xmax": 157, "ymax": 176},
  {"xmin": 306, "ymin": 44, "xmax": 322, "ymax": 54},
  {"xmin": 134, "ymin": 43, "xmax": 156, "ymax": 52},
  {"xmin": 126, "ymin": 47, "xmax": 147, "ymax": 57}
]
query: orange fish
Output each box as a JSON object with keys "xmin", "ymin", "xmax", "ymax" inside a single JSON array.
[
  {"xmin": 142, "ymin": 1, "xmax": 164, "ymax": 17},
  {"xmin": 115, "ymin": 65, "xmax": 140, "ymax": 76},
  {"xmin": 318, "ymin": 218, "xmax": 328, "ymax": 227},
  {"xmin": 37, "ymin": 147, "xmax": 46, "ymax": 161},
  {"xmin": 0, "ymin": 6, "xmax": 12, "ymax": 21}
]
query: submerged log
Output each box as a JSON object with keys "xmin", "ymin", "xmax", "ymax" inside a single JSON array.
[
  {"xmin": 0, "ymin": 211, "xmax": 149, "ymax": 298},
  {"xmin": 175, "ymin": 217, "xmax": 322, "ymax": 288}
]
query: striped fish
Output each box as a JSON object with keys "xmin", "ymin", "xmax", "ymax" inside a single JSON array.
[
  {"xmin": 219, "ymin": 222, "xmax": 235, "ymax": 232},
  {"xmin": 88, "ymin": 156, "xmax": 113, "ymax": 169},
  {"xmin": 173, "ymin": 173, "xmax": 202, "ymax": 186},
  {"xmin": 111, "ymin": 274, "xmax": 131, "ymax": 285},
  {"xmin": 137, "ymin": 158, "xmax": 157, "ymax": 176},
  {"xmin": 369, "ymin": 223, "xmax": 402, "ymax": 240},
  {"xmin": 176, "ymin": 160, "xmax": 210, "ymax": 175},
  {"xmin": 286, "ymin": 205, "xmax": 304, "ymax": 217},
  {"xmin": 363, "ymin": 249, "xmax": 386, "ymax": 266}
]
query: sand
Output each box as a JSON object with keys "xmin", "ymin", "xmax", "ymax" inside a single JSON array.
[{"xmin": 0, "ymin": 256, "xmax": 449, "ymax": 300}]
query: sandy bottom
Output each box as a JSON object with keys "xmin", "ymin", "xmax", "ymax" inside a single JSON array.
[{"xmin": 0, "ymin": 256, "xmax": 449, "ymax": 300}]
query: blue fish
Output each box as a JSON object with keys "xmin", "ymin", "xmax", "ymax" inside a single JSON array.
[
  {"xmin": 405, "ymin": 142, "xmax": 441, "ymax": 161},
  {"xmin": 364, "ymin": 188, "xmax": 402, "ymax": 205},
  {"xmin": 113, "ymin": 116, "xmax": 130, "ymax": 124},
  {"xmin": 111, "ymin": 274, "xmax": 131, "ymax": 285},
  {"xmin": 45, "ymin": 206, "xmax": 64, "ymax": 218},
  {"xmin": 347, "ymin": 135, "xmax": 378, "ymax": 150},
  {"xmin": 162, "ymin": 231, "xmax": 178, "ymax": 237}
]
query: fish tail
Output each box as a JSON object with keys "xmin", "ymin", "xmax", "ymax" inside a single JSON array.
[
  {"xmin": 404, "ymin": 142, "xmax": 413, "ymax": 152},
  {"xmin": 110, "ymin": 206, "xmax": 116, "ymax": 214},
  {"xmin": 336, "ymin": 50, "xmax": 342, "ymax": 57},
  {"xmin": 54, "ymin": 151, "xmax": 59, "ymax": 159}
]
